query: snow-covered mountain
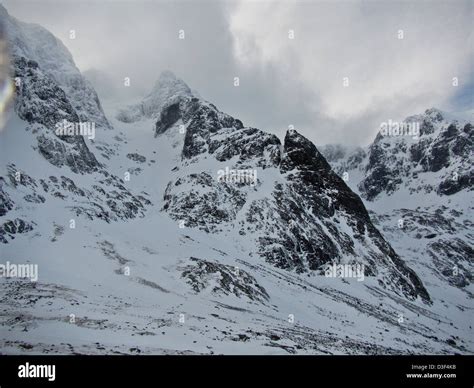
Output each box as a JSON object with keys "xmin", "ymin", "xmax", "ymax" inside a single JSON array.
[
  {"xmin": 115, "ymin": 71, "xmax": 195, "ymax": 124},
  {"xmin": 327, "ymin": 108, "xmax": 473, "ymax": 201},
  {"xmin": 321, "ymin": 108, "xmax": 474, "ymax": 301},
  {"xmin": 2, "ymin": 5, "xmax": 110, "ymax": 131},
  {"xmin": 0, "ymin": 6, "xmax": 472, "ymax": 355}
]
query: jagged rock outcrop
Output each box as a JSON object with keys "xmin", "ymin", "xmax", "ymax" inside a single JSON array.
[
  {"xmin": 0, "ymin": 178, "xmax": 14, "ymax": 216},
  {"xmin": 0, "ymin": 218, "xmax": 35, "ymax": 243},
  {"xmin": 2, "ymin": 3, "xmax": 105, "ymax": 176},
  {"xmin": 3, "ymin": 4, "xmax": 110, "ymax": 130},
  {"xmin": 358, "ymin": 109, "xmax": 473, "ymax": 200},
  {"xmin": 181, "ymin": 257, "xmax": 269, "ymax": 302},
  {"xmin": 156, "ymin": 77, "xmax": 430, "ymax": 302},
  {"xmin": 12, "ymin": 56, "xmax": 101, "ymax": 174}
]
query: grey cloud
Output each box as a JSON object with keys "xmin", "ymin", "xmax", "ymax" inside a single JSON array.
[{"xmin": 3, "ymin": 0, "xmax": 472, "ymax": 146}]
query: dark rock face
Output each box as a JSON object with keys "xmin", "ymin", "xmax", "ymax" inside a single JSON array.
[
  {"xmin": 431, "ymin": 238, "xmax": 473, "ymax": 288},
  {"xmin": 126, "ymin": 153, "xmax": 146, "ymax": 163},
  {"xmin": 163, "ymin": 173, "xmax": 247, "ymax": 232},
  {"xmin": 419, "ymin": 119, "xmax": 435, "ymax": 136},
  {"xmin": 13, "ymin": 57, "xmax": 75, "ymax": 129},
  {"xmin": 358, "ymin": 139, "xmax": 405, "ymax": 201},
  {"xmin": 409, "ymin": 138, "xmax": 430, "ymax": 163},
  {"xmin": 153, "ymin": 95, "xmax": 279, "ymax": 169},
  {"xmin": 23, "ymin": 193, "xmax": 45, "ymax": 203},
  {"xmin": 208, "ymin": 127, "xmax": 281, "ymax": 167},
  {"xmin": 13, "ymin": 56, "xmax": 100, "ymax": 174},
  {"xmin": 425, "ymin": 108, "xmax": 444, "ymax": 123},
  {"xmin": 421, "ymin": 141, "xmax": 450, "ymax": 172},
  {"xmin": 67, "ymin": 174, "xmax": 151, "ymax": 222},
  {"xmin": 155, "ymin": 102, "xmax": 181, "ymax": 135},
  {"xmin": 438, "ymin": 171, "xmax": 474, "ymax": 195},
  {"xmin": 0, "ymin": 178, "xmax": 14, "ymax": 217},
  {"xmin": 6, "ymin": 164, "xmax": 38, "ymax": 190},
  {"xmin": 281, "ymin": 130, "xmax": 370, "ymax": 229},
  {"xmin": 36, "ymin": 133, "xmax": 100, "ymax": 174},
  {"xmin": 0, "ymin": 218, "xmax": 35, "ymax": 244},
  {"xmin": 358, "ymin": 109, "xmax": 473, "ymax": 200},
  {"xmin": 150, "ymin": 95, "xmax": 245, "ymax": 160},
  {"xmin": 345, "ymin": 148, "xmax": 366, "ymax": 169},
  {"xmin": 270, "ymin": 131, "xmax": 429, "ymax": 301},
  {"xmin": 181, "ymin": 101, "xmax": 244, "ymax": 159},
  {"xmin": 181, "ymin": 257, "xmax": 269, "ymax": 302}
]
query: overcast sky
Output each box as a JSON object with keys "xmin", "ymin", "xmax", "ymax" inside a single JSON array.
[{"xmin": 3, "ymin": 0, "xmax": 473, "ymax": 146}]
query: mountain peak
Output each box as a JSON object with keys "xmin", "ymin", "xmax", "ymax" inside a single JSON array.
[
  {"xmin": 424, "ymin": 107, "xmax": 444, "ymax": 122},
  {"xmin": 285, "ymin": 128, "xmax": 311, "ymax": 146},
  {"xmin": 117, "ymin": 70, "xmax": 194, "ymax": 123},
  {"xmin": 149, "ymin": 70, "xmax": 193, "ymax": 100},
  {"xmin": 0, "ymin": 4, "xmax": 8, "ymax": 18},
  {"xmin": 157, "ymin": 69, "xmax": 179, "ymax": 82},
  {"xmin": 282, "ymin": 129, "xmax": 331, "ymax": 173}
]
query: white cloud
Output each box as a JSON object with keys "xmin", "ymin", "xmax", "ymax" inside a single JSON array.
[{"xmin": 229, "ymin": 0, "xmax": 473, "ymax": 144}]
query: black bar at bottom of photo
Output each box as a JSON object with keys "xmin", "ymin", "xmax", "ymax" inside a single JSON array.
[{"xmin": 0, "ymin": 355, "xmax": 472, "ymax": 386}]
